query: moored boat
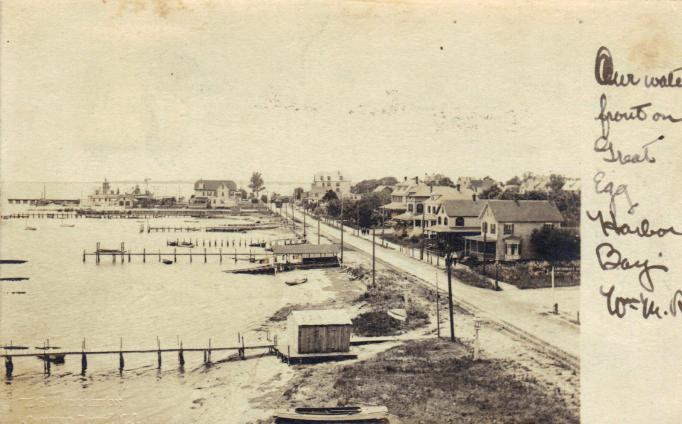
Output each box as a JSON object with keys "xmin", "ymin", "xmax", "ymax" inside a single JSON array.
[
  {"xmin": 274, "ymin": 405, "xmax": 388, "ymax": 422},
  {"xmin": 162, "ymin": 259, "xmax": 173, "ymax": 265},
  {"xmin": 285, "ymin": 277, "xmax": 308, "ymax": 286}
]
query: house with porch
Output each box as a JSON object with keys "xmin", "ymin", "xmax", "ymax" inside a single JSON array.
[
  {"xmin": 463, "ymin": 200, "xmax": 563, "ymax": 262},
  {"xmin": 426, "ymin": 199, "xmax": 484, "ymax": 251},
  {"xmin": 194, "ymin": 179, "xmax": 239, "ymax": 208}
]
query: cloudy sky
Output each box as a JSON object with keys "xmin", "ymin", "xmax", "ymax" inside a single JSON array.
[{"xmin": 0, "ymin": 1, "xmax": 661, "ymax": 183}]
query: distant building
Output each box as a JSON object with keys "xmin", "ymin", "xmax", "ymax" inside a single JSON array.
[
  {"xmin": 307, "ymin": 171, "xmax": 352, "ymax": 201},
  {"xmin": 85, "ymin": 179, "xmax": 135, "ymax": 208},
  {"xmin": 464, "ymin": 200, "xmax": 564, "ymax": 261},
  {"xmin": 518, "ymin": 175, "xmax": 580, "ymax": 193},
  {"xmin": 193, "ymin": 179, "xmax": 238, "ymax": 208},
  {"xmin": 456, "ymin": 176, "xmax": 500, "ymax": 194}
]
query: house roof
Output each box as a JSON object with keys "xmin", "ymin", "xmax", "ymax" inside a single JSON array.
[
  {"xmin": 272, "ymin": 244, "xmax": 340, "ymax": 255},
  {"xmin": 380, "ymin": 202, "xmax": 408, "ymax": 211},
  {"xmin": 195, "ymin": 179, "xmax": 237, "ymax": 191},
  {"xmin": 483, "ymin": 200, "xmax": 564, "ymax": 222},
  {"xmin": 441, "ymin": 200, "xmax": 485, "ymax": 217},
  {"xmin": 373, "ymin": 185, "xmax": 393, "ymax": 193},
  {"xmin": 392, "ymin": 212, "xmax": 416, "ymax": 221},
  {"xmin": 289, "ymin": 309, "xmax": 352, "ymax": 326},
  {"xmin": 427, "ymin": 225, "xmax": 480, "ymax": 233}
]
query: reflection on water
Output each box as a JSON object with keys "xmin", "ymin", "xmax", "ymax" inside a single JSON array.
[{"xmin": 0, "ymin": 213, "xmax": 326, "ymax": 422}]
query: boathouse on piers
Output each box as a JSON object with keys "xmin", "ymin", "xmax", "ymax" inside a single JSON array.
[
  {"xmin": 271, "ymin": 244, "xmax": 340, "ymax": 269},
  {"xmin": 285, "ymin": 309, "xmax": 355, "ymax": 363}
]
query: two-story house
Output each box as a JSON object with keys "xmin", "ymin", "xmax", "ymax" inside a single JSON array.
[
  {"xmin": 307, "ymin": 171, "xmax": 352, "ymax": 201},
  {"xmin": 464, "ymin": 200, "xmax": 564, "ymax": 261},
  {"xmin": 193, "ymin": 179, "xmax": 238, "ymax": 208},
  {"xmin": 426, "ymin": 199, "xmax": 484, "ymax": 251}
]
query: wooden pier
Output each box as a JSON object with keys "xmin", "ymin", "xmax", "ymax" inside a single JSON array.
[{"xmin": 3, "ymin": 335, "xmax": 280, "ymax": 378}]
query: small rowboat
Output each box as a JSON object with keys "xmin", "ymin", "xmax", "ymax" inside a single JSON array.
[
  {"xmin": 25, "ymin": 226, "xmax": 37, "ymax": 231},
  {"xmin": 274, "ymin": 406, "xmax": 388, "ymax": 422},
  {"xmin": 162, "ymin": 259, "xmax": 173, "ymax": 265},
  {"xmin": 60, "ymin": 224, "xmax": 75, "ymax": 228},
  {"xmin": 285, "ymin": 277, "xmax": 308, "ymax": 286},
  {"xmin": 37, "ymin": 354, "xmax": 66, "ymax": 364}
]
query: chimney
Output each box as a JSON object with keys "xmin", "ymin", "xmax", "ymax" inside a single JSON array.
[
  {"xmin": 404, "ymin": 176, "xmax": 407, "ymax": 182},
  {"xmin": 456, "ymin": 184, "xmax": 461, "ymax": 192},
  {"xmin": 416, "ymin": 176, "xmax": 419, "ymax": 184},
  {"xmin": 472, "ymin": 194, "xmax": 477, "ymax": 201},
  {"xmin": 430, "ymin": 185, "xmax": 433, "ymax": 193}
]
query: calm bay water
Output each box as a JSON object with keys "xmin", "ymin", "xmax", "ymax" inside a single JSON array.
[{"xmin": 0, "ymin": 182, "xmax": 332, "ymax": 423}]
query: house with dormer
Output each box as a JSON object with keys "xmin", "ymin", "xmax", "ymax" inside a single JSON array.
[{"xmin": 464, "ymin": 200, "xmax": 564, "ymax": 261}]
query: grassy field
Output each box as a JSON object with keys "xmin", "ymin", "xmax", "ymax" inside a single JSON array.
[{"xmin": 279, "ymin": 338, "xmax": 578, "ymax": 424}]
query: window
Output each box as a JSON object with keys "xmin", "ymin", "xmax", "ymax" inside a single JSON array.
[
  {"xmin": 444, "ymin": 217, "xmax": 448, "ymax": 226},
  {"xmin": 543, "ymin": 223, "xmax": 555, "ymax": 230},
  {"xmin": 427, "ymin": 206, "xmax": 431, "ymax": 213},
  {"xmin": 408, "ymin": 204, "xmax": 413, "ymax": 212},
  {"xmin": 491, "ymin": 224, "xmax": 496, "ymax": 234},
  {"xmin": 455, "ymin": 217, "xmax": 464, "ymax": 226},
  {"xmin": 327, "ymin": 176, "xmax": 331, "ymax": 181},
  {"xmin": 482, "ymin": 222, "xmax": 488, "ymax": 233},
  {"xmin": 438, "ymin": 217, "xmax": 442, "ymax": 225},
  {"xmin": 504, "ymin": 224, "xmax": 514, "ymax": 235},
  {"xmin": 336, "ymin": 182, "xmax": 340, "ymax": 187},
  {"xmin": 416, "ymin": 204, "xmax": 424, "ymax": 213}
]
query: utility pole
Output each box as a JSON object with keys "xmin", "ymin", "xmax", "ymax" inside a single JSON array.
[
  {"xmin": 340, "ymin": 196, "xmax": 344, "ymax": 263},
  {"xmin": 372, "ymin": 227, "xmax": 376, "ymax": 285},
  {"xmin": 435, "ymin": 270, "xmax": 441, "ymax": 338},
  {"xmin": 317, "ymin": 216, "xmax": 321, "ymax": 245},
  {"xmin": 420, "ymin": 205, "xmax": 426, "ymax": 260},
  {"xmin": 446, "ymin": 252, "xmax": 455, "ymax": 342},
  {"xmin": 303, "ymin": 207, "xmax": 307, "ymax": 238}
]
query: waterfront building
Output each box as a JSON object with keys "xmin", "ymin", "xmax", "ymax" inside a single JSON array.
[
  {"xmin": 307, "ymin": 171, "xmax": 352, "ymax": 201},
  {"xmin": 193, "ymin": 179, "xmax": 239, "ymax": 208},
  {"xmin": 464, "ymin": 200, "xmax": 564, "ymax": 261},
  {"xmin": 287, "ymin": 309, "xmax": 352, "ymax": 355}
]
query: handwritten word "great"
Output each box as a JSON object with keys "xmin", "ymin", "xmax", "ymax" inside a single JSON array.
[
  {"xmin": 595, "ymin": 46, "xmax": 682, "ymax": 88},
  {"xmin": 596, "ymin": 242, "xmax": 668, "ymax": 292},
  {"xmin": 593, "ymin": 114, "xmax": 662, "ymax": 164}
]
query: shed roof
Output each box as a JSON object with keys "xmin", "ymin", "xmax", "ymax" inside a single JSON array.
[
  {"xmin": 272, "ymin": 244, "xmax": 340, "ymax": 255},
  {"xmin": 483, "ymin": 200, "xmax": 564, "ymax": 222},
  {"xmin": 289, "ymin": 309, "xmax": 352, "ymax": 326}
]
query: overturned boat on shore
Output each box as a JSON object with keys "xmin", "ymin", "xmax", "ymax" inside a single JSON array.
[{"xmin": 274, "ymin": 406, "xmax": 388, "ymax": 422}]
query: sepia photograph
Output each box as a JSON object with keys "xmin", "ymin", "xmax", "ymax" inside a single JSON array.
[{"xmin": 1, "ymin": 1, "xmax": 680, "ymax": 423}]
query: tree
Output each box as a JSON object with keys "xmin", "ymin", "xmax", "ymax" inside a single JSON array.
[
  {"xmin": 506, "ymin": 176, "xmax": 521, "ymax": 186},
  {"xmin": 321, "ymin": 190, "xmax": 338, "ymax": 202},
  {"xmin": 238, "ymin": 188, "xmax": 248, "ymax": 200},
  {"xmin": 326, "ymin": 198, "xmax": 342, "ymax": 217},
  {"xmin": 248, "ymin": 172, "xmax": 265, "ymax": 197},
  {"xmin": 530, "ymin": 226, "xmax": 580, "ymax": 262},
  {"xmin": 260, "ymin": 194, "xmax": 268, "ymax": 203},
  {"xmin": 547, "ymin": 174, "xmax": 565, "ymax": 192},
  {"xmin": 479, "ymin": 185, "xmax": 502, "ymax": 199}
]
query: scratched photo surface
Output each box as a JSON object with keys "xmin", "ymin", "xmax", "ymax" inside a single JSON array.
[{"xmin": 1, "ymin": 1, "xmax": 681, "ymax": 423}]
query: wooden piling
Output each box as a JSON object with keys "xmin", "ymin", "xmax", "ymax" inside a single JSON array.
[
  {"xmin": 220, "ymin": 248, "xmax": 223, "ymax": 263},
  {"xmin": 204, "ymin": 248, "xmax": 207, "ymax": 263},
  {"xmin": 178, "ymin": 341, "xmax": 185, "ymax": 367},
  {"xmin": 143, "ymin": 248, "xmax": 146, "ymax": 263},
  {"xmin": 157, "ymin": 337, "xmax": 162, "ymax": 369},
  {"xmin": 81, "ymin": 339, "xmax": 87, "ymax": 375},
  {"xmin": 119, "ymin": 338, "xmax": 124, "ymax": 373},
  {"xmin": 5, "ymin": 356, "xmax": 13, "ymax": 378}
]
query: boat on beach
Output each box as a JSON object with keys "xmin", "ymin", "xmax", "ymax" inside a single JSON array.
[
  {"xmin": 274, "ymin": 406, "xmax": 388, "ymax": 422},
  {"xmin": 25, "ymin": 226, "xmax": 37, "ymax": 231},
  {"xmin": 60, "ymin": 224, "xmax": 75, "ymax": 227},
  {"xmin": 285, "ymin": 277, "xmax": 308, "ymax": 286},
  {"xmin": 224, "ymin": 264, "xmax": 276, "ymax": 275},
  {"xmin": 0, "ymin": 259, "xmax": 27, "ymax": 264},
  {"xmin": 0, "ymin": 277, "xmax": 29, "ymax": 282}
]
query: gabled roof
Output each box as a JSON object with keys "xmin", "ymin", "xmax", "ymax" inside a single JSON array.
[
  {"xmin": 195, "ymin": 179, "xmax": 237, "ymax": 191},
  {"xmin": 373, "ymin": 185, "xmax": 393, "ymax": 193},
  {"xmin": 272, "ymin": 244, "xmax": 340, "ymax": 255},
  {"xmin": 441, "ymin": 200, "xmax": 485, "ymax": 217},
  {"xmin": 289, "ymin": 309, "xmax": 352, "ymax": 326},
  {"xmin": 482, "ymin": 200, "xmax": 564, "ymax": 223}
]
